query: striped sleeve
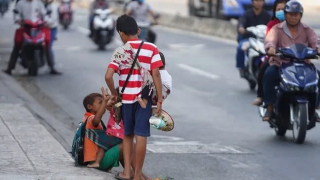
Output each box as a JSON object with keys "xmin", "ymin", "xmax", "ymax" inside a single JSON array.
[
  {"xmin": 108, "ymin": 50, "xmax": 120, "ymax": 71},
  {"xmin": 150, "ymin": 47, "xmax": 163, "ymax": 70}
]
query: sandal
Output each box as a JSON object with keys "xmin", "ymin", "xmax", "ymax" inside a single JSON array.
[
  {"xmin": 115, "ymin": 172, "xmax": 131, "ymax": 180},
  {"xmin": 252, "ymin": 97, "xmax": 263, "ymax": 106},
  {"xmin": 263, "ymin": 110, "xmax": 273, "ymax": 121}
]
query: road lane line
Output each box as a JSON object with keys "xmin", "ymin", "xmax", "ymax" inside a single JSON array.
[
  {"xmin": 77, "ymin": 27, "xmax": 90, "ymax": 35},
  {"xmin": 177, "ymin": 63, "xmax": 220, "ymax": 80},
  {"xmin": 157, "ymin": 26, "xmax": 237, "ymax": 46},
  {"xmin": 208, "ymin": 154, "xmax": 251, "ymax": 169}
]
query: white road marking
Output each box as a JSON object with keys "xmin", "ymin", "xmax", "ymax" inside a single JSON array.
[
  {"xmin": 66, "ymin": 46, "xmax": 81, "ymax": 51},
  {"xmin": 168, "ymin": 43, "xmax": 205, "ymax": 50},
  {"xmin": 77, "ymin": 27, "xmax": 90, "ymax": 35},
  {"xmin": 156, "ymin": 26, "xmax": 237, "ymax": 46},
  {"xmin": 208, "ymin": 154, "xmax": 252, "ymax": 169},
  {"xmin": 177, "ymin": 63, "xmax": 220, "ymax": 80},
  {"xmin": 147, "ymin": 135, "xmax": 251, "ymax": 154}
]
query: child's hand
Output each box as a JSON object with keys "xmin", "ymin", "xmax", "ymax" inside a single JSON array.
[
  {"xmin": 101, "ymin": 87, "xmax": 110, "ymax": 102},
  {"xmin": 136, "ymin": 96, "xmax": 142, "ymax": 102}
]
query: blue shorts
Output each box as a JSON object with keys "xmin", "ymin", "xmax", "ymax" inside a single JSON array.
[{"xmin": 122, "ymin": 98, "xmax": 152, "ymax": 137}]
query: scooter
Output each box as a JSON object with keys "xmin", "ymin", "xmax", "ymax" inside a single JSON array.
[
  {"xmin": 259, "ymin": 43, "xmax": 320, "ymax": 144},
  {"xmin": 20, "ymin": 20, "xmax": 47, "ymax": 76},
  {"xmin": 241, "ymin": 25, "xmax": 267, "ymax": 90},
  {"xmin": 91, "ymin": 8, "xmax": 115, "ymax": 50},
  {"xmin": 59, "ymin": 0, "xmax": 73, "ymax": 29}
]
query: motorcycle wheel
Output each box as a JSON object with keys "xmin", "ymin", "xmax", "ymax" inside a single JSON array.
[
  {"xmin": 63, "ymin": 24, "xmax": 69, "ymax": 30},
  {"xmin": 292, "ymin": 103, "xmax": 308, "ymax": 144},
  {"xmin": 28, "ymin": 51, "xmax": 39, "ymax": 76},
  {"xmin": 275, "ymin": 126, "xmax": 287, "ymax": 136},
  {"xmin": 249, "ymin": 80, "xmax": 256, "ymax": 90}
]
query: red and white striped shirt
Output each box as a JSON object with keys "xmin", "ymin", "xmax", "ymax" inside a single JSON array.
[{"xmin": 108, "ymin": 39, "xmax": 163, "ymax": 104}]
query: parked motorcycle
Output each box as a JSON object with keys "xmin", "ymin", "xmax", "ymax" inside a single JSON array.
[
  {"xmin": 259, "ymin": 44, "xmax": 320, "ymax": 144},
  {"xmin": 91, "ymin": 8, "xmax": 115, "ymax": 50},
  {"xmin": 59, "ymin": 0, "xmax": 72, "ymax": 29},
  {"xmin": 241, "ymin": 25, "xmax": 267, "ymax": 90},
  {"xmin": 20, "ymin": 20, "xmax": 47, "ymax": 76},
  {"xmin": 0, "ymin": 0, "xmax": 9, "ymax": 17}
]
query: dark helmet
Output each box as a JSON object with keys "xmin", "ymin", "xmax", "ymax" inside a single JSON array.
[{"xmin": 285, "ymin": 1, "xmax": 303, "ymax": 14}]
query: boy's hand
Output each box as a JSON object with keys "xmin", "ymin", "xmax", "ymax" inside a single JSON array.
[{"xmin": 101, "ymin": 87, "xmax": 110, "ymax": 102}]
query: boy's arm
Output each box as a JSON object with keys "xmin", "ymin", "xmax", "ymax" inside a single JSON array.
[
  {"xmin": 105, "ymin": 68, "xmax": 117, "ymax": 97},
  {"xmin": 92, "ymin": 100, "xmax": 107, "ymax": 127}
]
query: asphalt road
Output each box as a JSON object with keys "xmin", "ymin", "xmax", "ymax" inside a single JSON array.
[{"xmin": 1, "ymin": 5, "xmax": 320, "ymax": 180}]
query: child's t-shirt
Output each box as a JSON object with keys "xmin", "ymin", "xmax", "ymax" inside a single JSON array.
[
  {"xmin": 83, "ymin": 112, "xmax": 103, "ymax": 162},
  {"xmin": 106, "ymin": 110, "xmax": 124, "ymax": 139},
  {"xmin": 160, "ymin": 69, "xmax": 172, "ymax": 90}
]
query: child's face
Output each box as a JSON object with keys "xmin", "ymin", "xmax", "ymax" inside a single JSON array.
[{"xmin": 90, "ymin": 97, "xmax": 103, "ymax": 113}]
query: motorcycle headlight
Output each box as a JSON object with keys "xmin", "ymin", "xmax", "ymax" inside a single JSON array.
[
  {"xmin": 286, "ymin": 83, "xmax": 300, "ymax": 92},
  {"xmin": 304, "ymin": 80, "xmax": 318, "ymax": 92},
  {"xmin": 282, "ymin": 77, "xmax": 300, "ymax": 92}
]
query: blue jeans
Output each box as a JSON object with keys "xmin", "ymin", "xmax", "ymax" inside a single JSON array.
[
  {"xmin": 49, "ymin": 28, "xmax": 57, "ymax": 66},
  {"xmin": 236, "ymin": 39, "xmax": 248, "ymax": 69},
  {"xmin": 263, "ymin": 65, "xmax": 280, "ymax": 105},
  {"xmin": 139, "ymin": 27, "xmax": 148, "ymax": 41}
]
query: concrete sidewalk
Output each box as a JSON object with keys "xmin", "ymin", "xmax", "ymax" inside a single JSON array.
[{"xmin": 0, "ymin": 73, "xmax": 114, "ymax": 179}]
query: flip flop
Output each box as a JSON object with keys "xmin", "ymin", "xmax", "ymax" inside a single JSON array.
[
  {"xmin": 115, "ymin": 172, "xmax": 131, "ymax": 180},
  {"xmin": 263, "ymin": 110, "xmax": 273, "ymax": 121}
]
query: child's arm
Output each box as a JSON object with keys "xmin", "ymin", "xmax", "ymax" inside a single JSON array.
[
  {"xmin": 105, "ymin": 68, "xmax": 118, "ymax": 97},
  {"xmin": 92, "ymin": 88, "xmax": 110, "ymax": 127},
  {"xmin": 152, "ymin": 68, "xmax": 163, "ymax": 115}
]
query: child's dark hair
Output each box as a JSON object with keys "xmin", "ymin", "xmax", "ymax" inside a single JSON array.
[
  {"xmin": 159, "ymin": 52, "xmax": 165, "ymax": 69},
  {"xmin": 116, "ymin": 15, "xmax": 139, "ymax": 35},
  {"xmin": 83, "ymin": 93, "xmax": 103, "ymax": 112}
]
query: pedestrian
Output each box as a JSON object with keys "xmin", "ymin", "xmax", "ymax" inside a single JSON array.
[{"xmin": 105, "ymin": 14, "xmax": 163, "ymax": 180}]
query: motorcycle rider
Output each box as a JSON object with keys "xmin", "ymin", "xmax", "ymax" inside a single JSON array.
[
  {"xmin": 262, "ymin": 1, "xmax": 320, "ymax": 121},
  {"xmin": 252, "ymin": 0, "xmax": 288, "ymax": 106},
  {"xmin": 125, "ymin": 0, "xmax": 158, "ymax": 41},
  {"xmin": 88, "ymin": 0, "xmax": 110, "ymax": 38},
  {"xmin": 44, "ymin": 0, "xmax": 62, "ymax": 74},
  {"xmin": 236, "ymin": 0, "xmax": 271, "ymax": 77},
  {"xmin": 3, "ymin": 0, "xmax": 61, "ymax": 75},
  {"xmin": 58, "ymin": 0, "xmax": 73, "ymax": 23}
]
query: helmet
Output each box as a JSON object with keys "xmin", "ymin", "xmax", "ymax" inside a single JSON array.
[{"xmin": 285, "ymin": 1, "xmax": 303, "ymax": 14}]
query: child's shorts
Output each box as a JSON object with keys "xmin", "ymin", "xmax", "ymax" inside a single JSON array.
[{"xmin": 121, "ymin": 96, "xmax": 152, "ymax": 137}]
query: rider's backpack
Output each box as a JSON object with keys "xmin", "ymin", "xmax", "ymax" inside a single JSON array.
[{"xmin": 71, "ymin": 117, "xmax": 89, "ymax": 166}]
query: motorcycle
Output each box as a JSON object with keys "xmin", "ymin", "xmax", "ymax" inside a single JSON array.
[
  {"xmin": 0, "ymin": 0, "xmax": 9, "ymax": 17},
  {"xmin": 92, "ymin": 8, "xmax": 115, "ymax": 50},
  {"xmin": 241, "ymin": 25, "xmax": 267, "ymax": 90},
  {"xmin": 59, "ymin": 0, "xmax": 72, "ymax": 29},
  {"xmin": 20, "ymin": 20, "xmax": 47, "ymax": 76},
  {"xmin": 259, "ymin": 44, "xmax": 320, "ymax": 144}
]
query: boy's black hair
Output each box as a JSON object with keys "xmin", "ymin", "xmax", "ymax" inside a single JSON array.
[
  {"xmin": 83, "ymin": 93, "xmax": 103, "ymax": 112},
  {"xmin": 159, "ymin": 51, "xmax": 165, "ymax": 69},
  {"xmin": 116, "ymin": 15, "xmax": 139, "ymax": 35}
]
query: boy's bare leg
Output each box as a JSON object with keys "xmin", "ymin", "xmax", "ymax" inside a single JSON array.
[
  {"xmin": 87, "ymin": 148, "xmax": 104, "ymax": 168},
  {"xmin": 118, "ymin": 134, "xmax": 134, "ymax": 179},
  {"xmin": 131, "ymin": 144, "xmax": 149, "ymax": 180},
  {"xmin": 136, "ymin": 97, "xmax": 147, "ymax": 109},
  {"xmin": 133, "ymin": 135, "xmax": 147, "ymax": 180}
]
